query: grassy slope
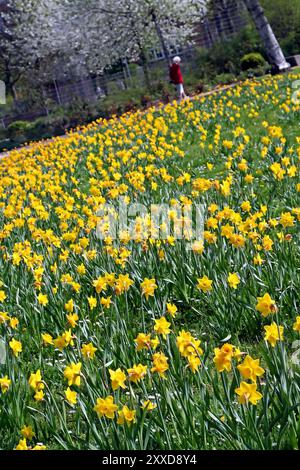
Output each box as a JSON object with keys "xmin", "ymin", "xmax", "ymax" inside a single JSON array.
[{"xmin": 0, "ymin": 71, "xmax": 299, "ymax": 447}]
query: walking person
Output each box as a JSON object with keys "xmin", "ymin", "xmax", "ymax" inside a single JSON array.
[{"xmin": 169, "ymin": 56, "xmax": 188, "ymax": 102}]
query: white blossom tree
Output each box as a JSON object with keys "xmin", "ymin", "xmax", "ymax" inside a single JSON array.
[
  {"xmin": 61, "ymin": 0, "xmax": 205, "ymax": 89},
  {"xmin": 0, "ymin": 0, "xmax": 73, "ymax": 101}
]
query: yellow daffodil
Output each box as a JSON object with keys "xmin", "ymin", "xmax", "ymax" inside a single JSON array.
[
  {"xmin": 264, "ymin": 323, "xmax": 284, "ymax": 347},
  {"xmin": 94, "ymin": 396, "xmax": 118, "ymax": 419},
  {"xmin": 140, "ymin": 278, "xmax": 157, "ymax": 300},
  {"xmin": 256, "ymin": 293, "xmax": 277, "ymax": 317},
  {"xmin": 65, "ymin": 387, "xmax": 77, "ymax": 405},
  {"xmin": 237, "ymin": 355, "xmax": 265, "ymax": 382},
  {"xmin": 109, "ymin": 368, "xmax": 127, "ymax": 390},
  {"xmin": 127, "ymin": 364, "xmax": 147, "ymax": 383},
  {"xmin": 64, "ymin": 362, "xmax": 82, "ymax": 387},
  {"xmin": 117, "ymin": 406, "xmax": 136, "ymax": 426},
  {"xmin": 0, "ymin": 375, "xmax": 11, "ymax": 393},
  {"xmin": 154, "ymin": 317, "xmax": 171, "ymax": 337},
  {"xmin": 235, "ymin": 381, "xmax": 263, "ymax": 405},
  {"xmin": 227, "ymin": 272, "xmax": 240, "ymax": 289},
  {"xmin": 293, "ymin": 316, "xmax": 300, "ymax": 332},
  {"xmin": 81, "ymin": 342, "xmax": 97, "ymax": 359},
  {"xmin": 197, "ymin": 275, "xmax": 213, "ymax": 293},
  {"xmin": 9, "ymin": 338, "xmax": 22, "ymax": 357}
]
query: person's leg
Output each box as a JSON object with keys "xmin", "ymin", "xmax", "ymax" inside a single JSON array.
[
  {"xmin": 178, "ymin": 84, "xmax": 188, "ymax": 101},
  {"xmin": 181, "ymin": 84, "xmax": 188, "ymax": 99},
  {"xmin": 179, "ymin": 84, "xmax": 184, "ymax": 100},
  {"xmin": 176, "ymin": 84, "xmax": 182, "ymax": 101}
]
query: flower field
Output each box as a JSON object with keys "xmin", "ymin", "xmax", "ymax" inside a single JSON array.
[{"xmin": 0, "ymin": 72, "xmax": 300, "ymax": 450}]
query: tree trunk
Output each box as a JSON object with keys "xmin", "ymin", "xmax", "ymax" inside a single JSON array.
[
  {"xmin": 138, "ymin": 45, "xmax": 152, "ymax": 92},
  {"xmin": 243, "ymin": 0, "xmax": 290, "ymax": 70},
  {"xmin": 219, "ymin": 0, "xmax": 235, "ymax": 35},
  {"xmin": 215, "ymin": 13, "xmax": 223, "ymax": 39},
  {"xmin": 203, "ymin": 17, "xmax": 214, "ymax": 48},
  {"xmin": 130, "ymin": 14, "xmax": 152, "ymax": 92},
  {"xmin": 151, "ymin": 11, "xmax": 171, "ymax": 67},
  {"xmin": 4, "ymin": 60, "xmax": 20, "ymax": 108}
]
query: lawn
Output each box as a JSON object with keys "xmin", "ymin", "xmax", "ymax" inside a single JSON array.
[{"xmin": 0, "ymin": 71, "xmax": 299, "ymax": 450}]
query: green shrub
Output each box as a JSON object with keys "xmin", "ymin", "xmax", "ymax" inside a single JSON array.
[
  {"xmin": 194, "ymin": 25, "xmax": 264, "ymax": 79},
  {"xmin": 241, "ymin": 52, "xmax": 266, "ymax": 71},
  {"xmin": 26, "ymin": 117, "xmax": 57, "ymax": 140},
  {"xmin": 6, "ymin": 121, "xmax": 33, "ymax": 145},
  {"xmin": 241, "ymin": 64, "xmax": 270, "ymax": 79},
  {"xmin": 213, "ymin": 73, "xmax": 237, "ymax": 85},
  {"xmin": 45, "ymin": 109, "xmax": 69, "ymax": 133},
  {"xmin": 7, "ymin": 120, "xmax": 31, "ymax": 137},
  {"xmin": 281, "ymin": 30, "xmax": 300, "ymax": 56},
  {"xmin": 100, "ymin": 87, "xmax": 145, "ymax": 117}
]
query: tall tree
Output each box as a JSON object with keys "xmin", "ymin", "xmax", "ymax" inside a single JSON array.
[
  {"xmin": 62, "ymin": 0, "xmax": 203, "ymax": 85},
  {"xmin": 207, "ymin": 0, "xmax": 289, "ymax": 70},
  {"xmin": 0, "ymin": 0, "xmax": 72, "ymax": 101},
  {"xmin": 143, "ymin": 0, "xmax": 204, "ymax": 66},
  {"xmin": 243, "ymin": 0, "xmax": 290, "ymax": 70}
]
